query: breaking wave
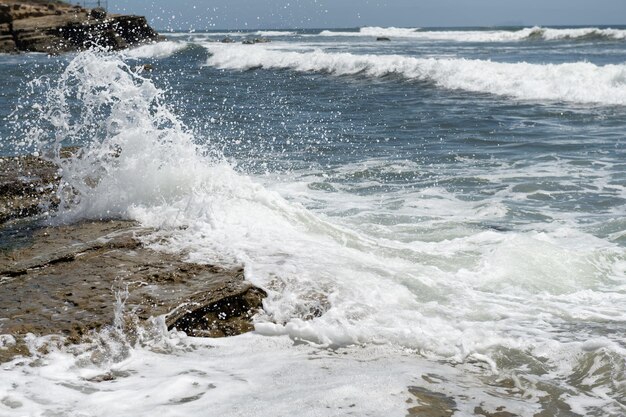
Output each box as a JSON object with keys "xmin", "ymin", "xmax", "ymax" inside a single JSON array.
[
  {"xmin": 319, "ymin": 26, "xmax": 626, "ymax": 42},
  {"xmin": 204, "ymin": 44, "xmax": 626, "ymax": 105},
  {"xmin": 254, "ymin": 30, "xmax": 297, "ymax": 37},
  {"xmin": 122, "ymin": 41, "xmax": 189, "ymax": 59},
  {"xmin": 320, "ymin": 26, "xmax": 422, "ymax": 38}
]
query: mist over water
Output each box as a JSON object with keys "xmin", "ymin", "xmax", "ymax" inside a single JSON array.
[{"xmin": 1, "ymin": 26, "xmax": 626, "ymax": 416}]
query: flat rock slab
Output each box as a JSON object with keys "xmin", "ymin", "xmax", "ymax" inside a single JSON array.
[{"xmin": 0, "ymin": 219, "xmax": 266, "ymax": 363}]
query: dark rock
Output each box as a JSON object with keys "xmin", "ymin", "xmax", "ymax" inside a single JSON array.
[
  {"xmin": 242, "ymin": 37, "xmax": 270, "ymax": 45},
  {"xmin": 0, "ymin": 219, "xmax": 267, "ymax": 363},
  {"xmin": 376, "ymin": 37, "xmax": 391, "ymax": 41},
  {"xmin": 0, "ymin": 5, "xmax": 11, "ymax": 25},
  {"xmin": 220, "ymin": 36, "xmax": 234, "ymax": 43},
  {"xmin": 89, "ymin": 6, "xmax": 106, "ymax": 20},
  {"xmin": 167, "ymin": 279, "xmax": 266, "ymax": 337},
  {"xmin": 0, "ymin": 22, "xmax": 15, "ymax": 52}
]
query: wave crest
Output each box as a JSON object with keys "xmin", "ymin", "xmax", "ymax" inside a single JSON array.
[
  {"xmin": 204, "ymin": 45, "xmax": 626, "ymax": 105},
  {"xmin": 254, "ymin": 30, "xmax": 297, "ymax": 37},
  {"xmin": 123, "ymin": 41, "xmax": 189, "ymax": 59},
  {"xmin": 318, "ymin": 26, "xmax": 626, "ymax": 42}
]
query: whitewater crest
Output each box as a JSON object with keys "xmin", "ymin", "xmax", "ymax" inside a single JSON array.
[
  {"xmin": 319, "ymin": 26, "xmax": 626, "ymax": 42},
  {"xmin": 204, "ymin": 44, "xmax": 626, "ymax": 105},
  {"xmin": 121, "ymin": 40, "xmax": 190, "ymax": 59},
  {"xmin": 28, "ymin": 51, "xmax": 219, "ymax": 221}
]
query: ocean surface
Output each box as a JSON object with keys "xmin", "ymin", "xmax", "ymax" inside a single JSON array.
[{"xmin": 1, "ymin": 26, "xmax": 626, "ymax": 416}]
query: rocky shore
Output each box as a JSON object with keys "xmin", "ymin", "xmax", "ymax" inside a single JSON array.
[
  {"xmin": 0, "ymin": 0, "xmax": 161, "ymax": 53},
  {"xmin": 0, "ymin": 153, "xmax": 267, "ymax": 363}
]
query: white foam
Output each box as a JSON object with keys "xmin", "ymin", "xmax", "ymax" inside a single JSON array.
[
  {"xmin": 320, "ymin": 26, "xmax": 422, "ymax": 38},
  {"xmin": 538, "ymin": 26, "xmax": 626, "ymax": 41},
  {"xmin": 254, "ymin": 30, "xmax": 297, "ymax": 37},
  {"xmin": 0, "ymin": 333, "xmax": 547, "ymax": 417},
  {"xmin": 12, "ymin": 51, "xmax": 626, "ymax": 415},
  {"xmin": 318, "ymin": 26, "xmax": 626, "ymax": 42},
  {"xmin": 31, "ymin": 52, "xmax": 624, "ymax": 352},
  {"xmin": 122, "ymin": 41, "xmax": 188, "ymax": 59},
  {"xmin": 204, "ymin": 44, "xmax": 626, "ymax": 105}
]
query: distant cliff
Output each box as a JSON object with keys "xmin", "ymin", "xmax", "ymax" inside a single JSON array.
[{"xmin": 0, "ymin": 0, "xmax": 161, "ymax": 53}]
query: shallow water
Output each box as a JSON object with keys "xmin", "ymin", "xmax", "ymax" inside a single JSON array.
[{"xmin": 1, "ymin": 26, "xmax": 626, "ymax": 416}]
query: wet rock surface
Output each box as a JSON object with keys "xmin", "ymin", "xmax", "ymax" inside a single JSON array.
[
  {"xmin": 0, "ymin": 0, "xmax": 161, "ymax": 54},
  {"xmin": 0, "ymin": 154, "xmax": 61, "ymax": 224},
  {"xmin": 0, "ymin": 219, "xmax": 266, "ymax": 363},
  {"xmin": 406, "ymin": 385, "xmax": 522, "ymax": 417},
  {"xmin": 406, "ymin": 386, "xmax": 457, "ymax": 417},
  {"xmin": 0, "ymin": 148, "xmax": 80, "ymax": 224}
]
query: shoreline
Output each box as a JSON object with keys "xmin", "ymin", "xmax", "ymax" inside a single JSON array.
[{"xmin": 0, "ymin": 153, "xmax": 266, "ymax": 363}]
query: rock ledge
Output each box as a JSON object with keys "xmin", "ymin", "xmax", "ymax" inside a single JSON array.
[{"xmin": 0, "ymin": 0, "xmax": 161, "ymax": 53}]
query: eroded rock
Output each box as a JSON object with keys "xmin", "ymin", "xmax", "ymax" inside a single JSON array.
[
  {"xmin": 0, "ymin": 0, "xmax": 161, "ymax": 54},
  {"xmin": 0, "ymin": 219, "xmax": 266, "ymax": 363}
]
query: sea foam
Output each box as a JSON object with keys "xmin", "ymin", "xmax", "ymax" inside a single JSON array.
[
  {"xmin": 319, "ymin": 26, "xmax": 626, "ymax": 42},
  {"xmin": 254, "ymin": 30, "xmax": 297, "ymax": 37},
  {"xmin": 3, "ymin": 46, "xmax": 625, "ymax": 417},
  {"xmin": 204, "ymin": 44, "xmax": 626, "ymax": 105},
  {"xmin": 28, "ymin": 51, "xmax": 621, "ymax": 357},
  {"xmin": 122, "ymin": 41, "xmax": 189, "ymax": 59}
]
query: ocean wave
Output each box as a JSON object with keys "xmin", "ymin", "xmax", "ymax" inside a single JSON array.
[
  {"xmin": 254, "ymin": 30, "xmax": 297, "ymax": 37},
  {"xmin": 318, "ymin": 26, "xmax": 626, "ymax": 42},
  {"xmin": 122, "ymin": 41, "xmax": 189, "ymax": 59},
  {"xmin": 204, "ymin": 44, "xmax": 626, "ymax": 105},
  {"xmin": 533, "ymin": 26, "xmax": 626, "ymax": 41},
  {"xmin": 320, "ymin": 26, "xmax": 421, "ymax": 38},
  {"xmin": 13, "ymin": 52, "xmax": 626, "ymax": 409}
]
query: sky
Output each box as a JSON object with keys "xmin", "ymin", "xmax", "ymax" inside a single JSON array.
[{"xmin": 107, "ymin": 0, "xmax": 626, "ymax": 30}]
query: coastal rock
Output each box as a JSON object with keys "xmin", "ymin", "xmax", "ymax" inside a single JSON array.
[
  {"xmin": 0, "ymin": 219, "xmax": 267, "ymax": 363},
  {"xmin": 88, "ymin": 6, "xmax": 106, "ymax": 20},
  {"xmin": 0, "ymin": 0, "xmax": 161, "ymax": 54},
  {"xmin": 407, "ymin": 386, "xmax": 457, "ymax": 417},
  {"xmin": 0, "ymin": 22, "xmax": 15, "ymax": 51},
  {"xmin": 242, "ymin": 37, "xmax": 271, "ymax": 45},
  {"xmin": 0, "ymin": 152, "xmax": 266, "ymax": 362},
  {"xmin": 0, "ymin": 154, "xmax": 61, "ymax": 224}
]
